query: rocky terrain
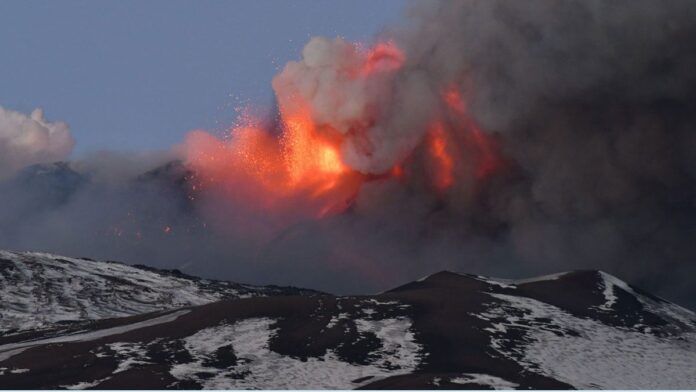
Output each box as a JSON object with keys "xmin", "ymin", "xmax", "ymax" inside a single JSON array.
[
  {"xmin": 0, "ymin": 250, "xmax": 316, "ymax": 335},
  {"xmin": 0, "ymin": 251, "xmax": 694, "ymax": 389}
]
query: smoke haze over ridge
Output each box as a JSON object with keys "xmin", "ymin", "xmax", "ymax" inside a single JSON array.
[{"xmin": 1, "ymin": 0, "xmax": 696, "ymax": 308}]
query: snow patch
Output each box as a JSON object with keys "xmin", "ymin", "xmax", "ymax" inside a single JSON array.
[
  {"xmin": 0, "ymin": 249, "xmax": 265, "ymax": 333},
  {"xmin": 479, "ymin": 292, "xmax": 696, "ymax": 389},
  {"xmin": 0, "ymin": 367, "xmax": 29, "ymax": 375},
  {"xmin": 365, "ymin": 299, "xmax": 400, "ymax": 306},
  {"xmin": 60, "ymin": 378, "xmax": 110, "ymax": 390},
  {"xmin": 326, "ymin": 313, "xmax": 349, "ymax": 329},
  {"xmin": 473, "ymin": 276, "xmax": 516, "ymax": 289},
  {"xmin": 0, "ymin": 310, "xmax": 189, "ymax": 362},
  {"xmin": 108, "ymin": 342, "xmax": 152, "ymax": 373},
  {"xmin": 596, "ymin": 271, "xmax": 696, "ymax": 329},
  {"xmin": 512, "ymin": 272, "xmax": 569, "ymax": 285},
  {"xmin": 450, "ymin": 373, "xmax": 519, "ymax": 389},
  {"xmin": 171, "ymin": 316, "xmax": 423, "ymax": 389}
]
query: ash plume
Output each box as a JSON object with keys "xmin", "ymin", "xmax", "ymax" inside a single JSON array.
[
  {"xmin": 385, "ymin": 0, "xmax": 696, "ymax": 303},
  {"xmin": 1, "ymin": 0, "xmax": 696, "ymax": 308}
]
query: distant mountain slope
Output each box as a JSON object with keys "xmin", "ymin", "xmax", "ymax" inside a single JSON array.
[
  {"xmin": 0, "ymin": 250, "xmax": 316, "ymax": 335},
  {"xmin": 1, "ymin": 259, "xmax": 694, "ymax": 389}
]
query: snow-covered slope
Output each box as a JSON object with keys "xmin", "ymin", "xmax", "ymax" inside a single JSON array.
[
  {"xmin": 0, "ymin": 250, "xmax": 314, "ymax": 334},
  {"xmin": 476, "ymin": 272, "xmax": 696, "ymax": 389},
  {"xmin": 0, "ymin": 259, "xmax": 695, "ymax": 389}
]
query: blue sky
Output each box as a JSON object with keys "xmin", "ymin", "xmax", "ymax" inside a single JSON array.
[{"xmin": 0, "ymin": 0, "xmax": 408, "ymax": 155}]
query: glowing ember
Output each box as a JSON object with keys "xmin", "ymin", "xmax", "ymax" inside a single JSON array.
[
  {"xmin": 429, "ymin": 122, "xmax": 455, "ymax": 191},
  {"xmin": 183, "ymin": 41, "xmax": 408, "ymax": 219},
  {"xmin": 442, "ymin": 85, "xmax": 502, "ymax": 180},
  {"xmin": 391, "ymin": 164, "xmax": 404, "ymax": 179},
  {"xmin": 183, "ymin": 40, "xmax": 503, "ymax": 221},
  {"xmin": 184, "ymin": 118, "xmax": 357, "ymax": 218},
  {"xmin": 282, "ymin": 113, "xmax": 347, "ymax": 185}
]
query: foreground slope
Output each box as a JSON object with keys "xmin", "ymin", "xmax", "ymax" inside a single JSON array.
[
  {"xmin": 0, "ymin": 260, "xmax": 694, "ymax": 389},
  {"xmin": 0, "ymin": 250, "xmax": 315, "ymax": 335}
]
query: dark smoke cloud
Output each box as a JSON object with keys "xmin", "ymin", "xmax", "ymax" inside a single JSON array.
[
  {"xmin": 1, "ymin": 0, "xmax": 696, "ymax": 309},
  {"xmin": 386, "ymin": 0, "xmax": 696, "ymax": 304}
]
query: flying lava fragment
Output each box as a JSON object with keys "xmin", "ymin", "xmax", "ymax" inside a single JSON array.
[{"xmin": 183, "ymin": 39, "xmax": 503, "ymax": 220}]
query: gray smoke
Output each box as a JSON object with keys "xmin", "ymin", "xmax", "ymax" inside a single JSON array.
[
  {"xmin": 380, "ymin": 0, "xmax": 696, "ymax": 304},
  {"xmin": 1, "ymin": 0, "xmax": 695, "ymax": 308}
]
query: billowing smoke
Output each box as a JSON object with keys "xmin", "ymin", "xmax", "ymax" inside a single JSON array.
[
  {"xmin": 1, "ymin": 0, "xmax": 696, "ymax": 308},
  {"xmin": 385, "ymin": 0, "xmax": 696, "ymax": 302},
  {"xmin": 0, "ymin": 106, "xmax": 74, "ymax": 179},
  {"xmin": 271, "ymin": 37, "xmax": 434, "ymax": 174}
]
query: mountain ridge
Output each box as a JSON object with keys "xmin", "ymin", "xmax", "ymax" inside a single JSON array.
[
  {"xmin": 0, "ymin": 249, "xmax": 320, "ymax": 335},
  {"xmin": 0, "ymin": 250, "xmax": 694, "ymax": 389}
]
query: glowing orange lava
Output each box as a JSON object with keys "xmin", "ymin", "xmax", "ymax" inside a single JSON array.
[
  {"xmin": 429, "ymin": 122, "xmax": 455, "ymax": 192},
  {"xmin": 282, "ymin": 112, "xmax": 347, "ymax": 186},
  {"xmin": 442, "ymin": 85, "xmax": 502, "ymax": 180},
  {"xmin": 184, "ymin": 113, "xmax": 359, "ymax": 218},
  {"xmin": 183, "ymin": 41, "xmax": 410, "ymax": 219},
  {"xmin": 184, "ymin": 41, "xmax": 502, "ymax": 219}
]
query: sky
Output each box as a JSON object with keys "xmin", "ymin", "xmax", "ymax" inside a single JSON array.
[{"xmin": 0, "ymin": 0, "xmax": 408, "ymax": 155}]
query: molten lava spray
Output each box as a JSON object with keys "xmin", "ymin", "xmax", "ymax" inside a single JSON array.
[{"xmin": 184, "ymin": 37, "xmax": 502, "ymax": 219}]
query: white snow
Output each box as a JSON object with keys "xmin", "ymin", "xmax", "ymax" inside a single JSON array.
[
  {"xmin": 364, "ymin": 299, "xmax": 400, "ymax": 306},
  {"xmin": 325, "ymin": 313, "xmax": 349, "ymax": 329},
  {"xmin": 478, "ymin": 271, "xmax": 569, "ymax": 288},
  {"xmin": 108, "ymin": 342, "xmax": 152, "ymax": 373},
  {"xmin": 0, "ymin": 310, "xmax": 189, "ymax": 362},
  {"xmin": 597, "ymin": 271, "xmax": 629, "ymax": 311},
  {"xmin": 0, "ymin": 367, "xmax": 29, "ymax": 375},
  {"xmin": 354, "ymin": 316, "xmax": 422, "ymax": 369},
  {"xmin": 0, "ymin": 250, "xmax": 257, "ymax": 333},
  {"xmin": 413, "ymin": 271, "xmax": 569, "ymax": 291},
  {"xmin": 511, "ymin": 272, "xmax": 569, "ymax": 284},
  {"xmin": 479, "ymin": 292, "xmax": 696, "ymax": 389},
  {"xmin": 420, "ymin": 271, "xmax": 569, "ymax": 289},
  {"xmin": 596, "ymin": 271, "xmax": 696, "ymax": 329},
  {"xmin": 473, "ymin": 276, "xmax": 517, "ymax": 289},
  {"xmin": 59, "ymin": 378, "xmax": 110, "ymax": 390},
  {"xmin": 450, "ymin": 373, "xmax": 519, "ymax": 389},
  {"xmin": 170, "ymin": 315, "xmax": 423, "ymax": 389}
]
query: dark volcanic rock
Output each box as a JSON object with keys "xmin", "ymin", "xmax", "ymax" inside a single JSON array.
[{"xmin": 0, "ymin": 256, "xmax": 695, "ymax": 389}]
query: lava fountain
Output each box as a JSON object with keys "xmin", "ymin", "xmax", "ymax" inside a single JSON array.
[{"xmin": 183, "ymin": 38, "xmax": 502, "ymax": 221}]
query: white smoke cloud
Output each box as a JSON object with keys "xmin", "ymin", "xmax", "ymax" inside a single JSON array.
[{"xmin": 0, "ymin": 106, "xmax": 75, "ymax": 179}]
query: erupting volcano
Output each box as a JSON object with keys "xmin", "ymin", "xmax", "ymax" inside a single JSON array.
[
  {"xmin": 183, "ymin": 38, "xmax": 502, "ymax": 219},
  {"xmin": 3, "ymin": 2, "xmax": 696, "ymax": 388},
  {"xmin": 5, "ymin": 0, "xmax": 696, "ymax": 333}
]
